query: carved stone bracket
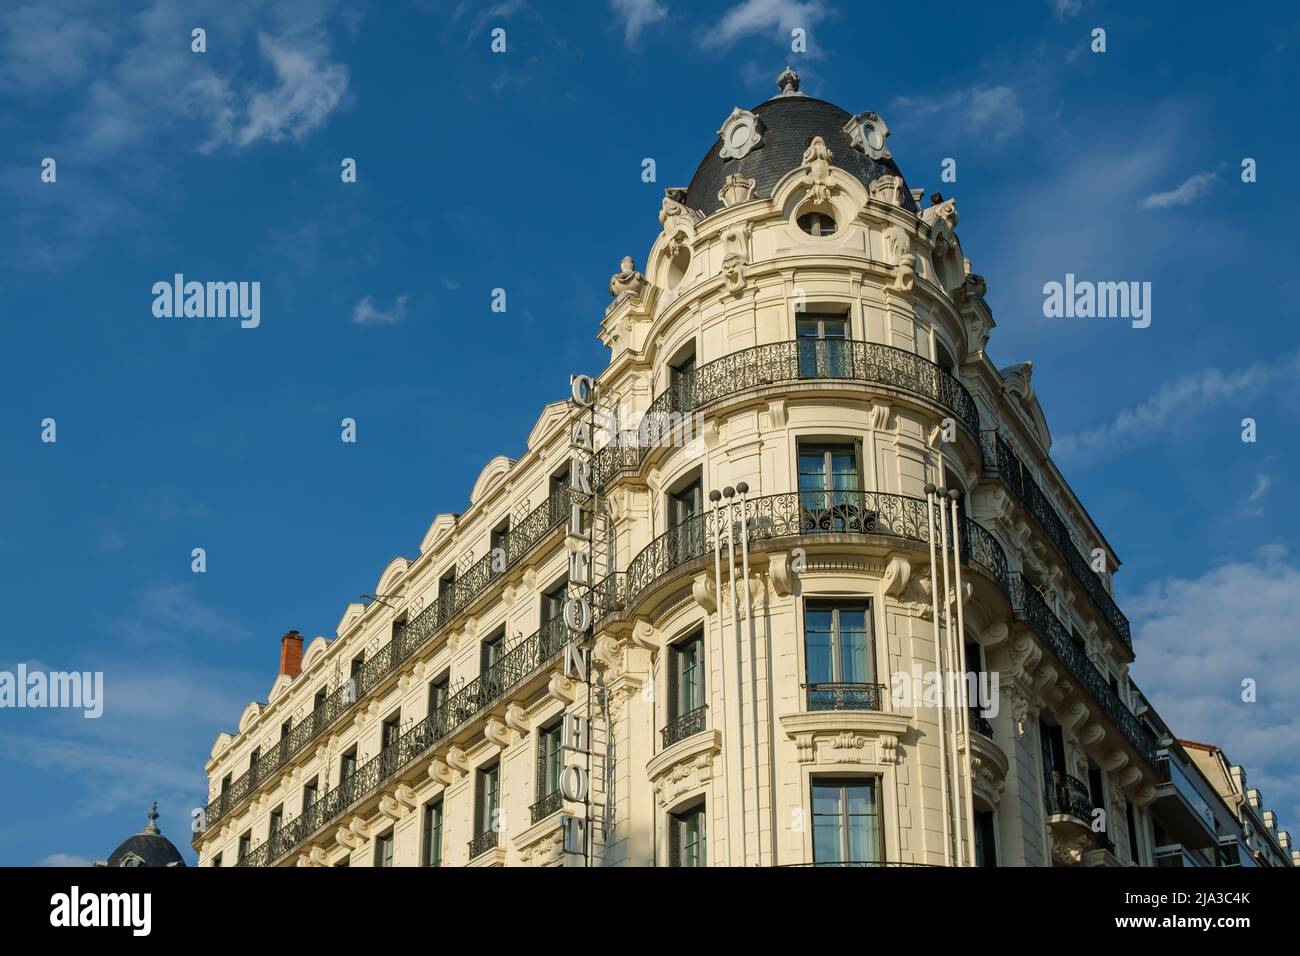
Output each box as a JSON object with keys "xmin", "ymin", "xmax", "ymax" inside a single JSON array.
[{"xmin": 505, "ymin": 702, "xmax": 531, "ymax": 737}]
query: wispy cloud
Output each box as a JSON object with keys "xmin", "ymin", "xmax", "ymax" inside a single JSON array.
[
  {"xmin": 1053, "ymin": 350, "xmax": 1300, "ymax": 463},
  {"xmin": 611, "ymin": 0, "xmax": 667, "ymax": 47},
  {"xmin": 1129, "ymin": 546, "xmax": 1300, "ymax": 827},
  {"xmin": 1246, "ymin": 472, "xmax": 1272, "ymax": 506},
  {"xmin": 352, "ymin": 293, "xmax": 410, "ymax": 325},
  {"xmin": 40, "ymin": 852, "xmax": 91, "ymax": 867},
  {"xmin": 701, "ymin": 0, "xmax": 831, "ymax": 49},
  {"xmin": 111, "ymin": 582, "xmax": 252, "ymax": 646},
  {"xmin": 1139, "ymin": 170, "xmax": 1217, "ymax": 210},
  {"xmin": 225, "ymin": 33, "xmax": 350, "ymax": 148},
  {"xmin": 1052, "ymin": 0, "xmax": 1083, "ymax": 20},
  {"xmin": 890, "ymin": 84, "xmax": 1025, "ymax": 142}
]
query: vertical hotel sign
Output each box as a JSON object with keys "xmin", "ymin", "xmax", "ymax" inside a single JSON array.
[{"xmin": 559, "ymin": 373, "xmax": 597, "ymax": 863}]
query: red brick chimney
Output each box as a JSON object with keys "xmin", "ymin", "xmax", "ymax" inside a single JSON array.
[{"xmin": 279, "ymin": 630, "xmax": 303, "ymax": 679}]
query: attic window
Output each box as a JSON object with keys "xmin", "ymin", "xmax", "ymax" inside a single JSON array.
[{"xmin": 798, "ymin": 211, "xmax": 836, "ymax": 237}]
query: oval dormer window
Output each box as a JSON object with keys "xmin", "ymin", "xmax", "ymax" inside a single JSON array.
[{"xmin": 798, "ymin": 211, "xmax": 836, "ymax": 237}]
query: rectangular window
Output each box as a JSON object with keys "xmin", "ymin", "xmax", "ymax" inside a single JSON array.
[
  {"xmin": 238, "ymin": 831, "xmax": 251, "ymax": 862},
  {"xmin": 974, "ymin": 810, "xmax": 998, "ymax": 867},
  {"xmin": 798, "ymin": 442, "xmax": 861, "ymax": 530},
  {"xmin": 428, "ymin": 676, "xmax": 449, "ymax": 712},
  {"xmin": 268, "ymin": 804, "xmax": 283, "ymax": 839},
  {"xmin": 212, "ymin": 853, "xmax": 222, "ymax": 868},
  {"xmin": 669, "ymin": 804, "xmax": 706, "ymax": 867},
  {"xmin": 340, "ymin": 746, "xmax": 357, "ymax": 784},
  {"xmin": 477, "ymin": 763, "xmax": 500, "ymax": 838},
  {"xmin": 668, "ymin": 476, "xmax": 704, "ymax": 565},
  {"xmin": 804, "ymin": 602, "xmax": 875, "ymax": 710},
  {"xmin": 668, "ymin": 629, "xmax": 706, "ymax": 719},
  {"xmin": 220, "ymin": 773, "xmax": 232, "ymax": 795},
  {"xmin": 490, "ymin": 519, "xmax": 510, "ymax": 571},
  {"xmin": 382, "ymin": 711, "xmax": 402, "ymax": 751},
  {"xmin": 249, "ymin": 746, "xmax": 260, "ymax": 770},
  {"xmin": 280, "ymin": 720, "xmax": 292, "ymax": 742},
  {"xmin": 422, "ymin": 800, "xmax": 444, "ymax": 868},
  {"xmin": 302, "ymin": 776, "xmax": 319, "ymax": 813},
  {"xmin": 538, "ymin": 721, "xmax": 563, "ymax": 799},
  {"xmin": 374, "ymin": 830, "xmax": 394, "ymax": 868},
  {"xmin": 811, "ymin": 779, "xmax": 880, "ymax": 865},
  {"xmin": 350, "ymin": 656, "xmax": 363, "ymax": 679},
  {"xmin": 796, "ymin": 314, "xmax": 850, "ymax": 378}
]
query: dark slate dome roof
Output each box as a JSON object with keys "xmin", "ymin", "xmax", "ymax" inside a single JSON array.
[
  {"xmin": 683, "ymin": 90, "xmax": 920, "ymax": 217},
  {"xmin": 105, "ymin": 803, "xmax": 187, "ymax": 868}
]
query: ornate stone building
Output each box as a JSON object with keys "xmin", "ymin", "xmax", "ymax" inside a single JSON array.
[{"xmin": 194, "ymin": 70, "xmax": 1288, "ymax": 868}]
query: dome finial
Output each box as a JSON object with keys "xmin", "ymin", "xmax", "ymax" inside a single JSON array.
[
  {"xmin": 143, "ymin": 801, "xmax": 160, "ymax": 835},
  {"xmin": 777, "ymin": 66, "xmax": 802, "ymax": 96}
]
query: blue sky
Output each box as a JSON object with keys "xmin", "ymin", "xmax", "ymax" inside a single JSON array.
[{"xmin": 1, "ymin": 0, "xmax": 1297, "ymax": 865}]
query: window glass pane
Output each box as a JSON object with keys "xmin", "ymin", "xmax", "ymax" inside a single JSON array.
[
  {"xmin": 838, "ymin": 610, "xmax": 870, "ymax": 683},
  {"xmin": 812, "ymin": 782, "xmax": 843, "ymax": 816},
  {"xmin": 805, "ymin": 611, "xmax": 834, "ymax": 685},
  {"xmin": 813, "ymin": 819, "xmax": 842, "ymax": 863}
]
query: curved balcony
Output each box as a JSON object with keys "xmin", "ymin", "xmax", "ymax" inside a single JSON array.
[
  {"xmin": 1044, "ymin": 770, "xmax": 1093, "ymax": 822},
  {"xmin": 645, "ymin": 338, "xmax": 979, "ymax": 451},
  {"xmin": 593, "ymin": 340, "xmax": 983, "ymax": 490},
  {"xmin": 623, "ymin": 490, "xmax": 1010, "ymax": 612},
  {"xmin": 199, "ymin": 487, "xmax": 576, "ymax": 840}
]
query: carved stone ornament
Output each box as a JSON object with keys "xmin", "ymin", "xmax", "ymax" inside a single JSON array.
[
  {"xmin": 717, "ymin": 173, "xmax": 757, "ymax": 207},
  {"xmin": 798, "ymin": 136, "xmax": 836, "ymax": 205},
  {"xmin": 869, "ymin": 174, "xmax": 905, "ymax": 206},
  {"xmin": 883, "ymin": 224, "xmax": 916, "ymax": 291},
  {"xmin": 844, "ymin": 110, "xmax": 892, "ymax": 160},
  {"xmin": 717, "ymin": 107, "xmax": 765, "ymax": 160},
  {"xmin": 776, "ymin": 66, "xmax": 802, "ymax": 97},
  {"xmin": 608, "ymin": 255, "xmax": 647, "ymax": 299},
  {"xmin": 721, "ymin": 222, "xmax": 751, "ymax": 292}
]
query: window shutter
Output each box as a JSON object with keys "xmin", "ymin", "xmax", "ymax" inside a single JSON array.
[
  {"xmin": 668, "ymin": 815, "xmax": 680, "ymax": 867},
  {"xmin": 667, "ymin": 648, "xmax": 679, "ymax": 720},
  {"xmin": 537, "ymin": 729, "xmax": 549, "ymax": 796}
]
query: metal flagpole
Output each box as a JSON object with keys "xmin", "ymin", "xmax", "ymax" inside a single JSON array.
[
  {"xmin": 923, "ymin": 484, "xmax": 951, "ymax": 866},
  {"xmin": 735, "ymin": 481, "xmax": 765, "ymax": 865},
  {"xmin": 722, "ymin": 485, "xmax": 749, "ymax": 864},
  {"xmin": 709, "ymin": 489, "xmax": 738, "ymax": 867},
  {"xmin": 950, "ymin": 491, "xmax": 979, "ymax": 865},
  {"xmin": 936, "ymin": 486, "xmax": 964, "ymax": 867}
]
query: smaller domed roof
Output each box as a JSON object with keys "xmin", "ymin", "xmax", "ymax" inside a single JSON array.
[{"xmin": 102, "ymin": 803, "xmax": 187, "ymax": 868}]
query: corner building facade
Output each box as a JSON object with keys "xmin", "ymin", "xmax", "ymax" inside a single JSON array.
[{"xmin": 197, "ymin": 72, "xmax": 1185, "ymax": 868}]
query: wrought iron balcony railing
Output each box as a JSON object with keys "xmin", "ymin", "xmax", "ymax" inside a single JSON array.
[
  {"xmin": 983, "ymin": 431, "xmax": 1131, "ymax": 652},
  {"xmin": 623, "ymin": 490, "xmax": 1010, "ymax": 610},
  {"xmin": 968, "ymin": 706, "xmax": 994, "ymax": 738},
  {"xmin": 237, "ymin": 608, "xmax": 597, "ymax": 867},
  {"xmin": 660, "ymin": 705, "xmax": 708, "ymax": 749},
  {"xmin": 637, "ymin": 340, "xmax": 982, "ymax": 459},
  {"xmin": 201, "ymin": 487, "xmax": 577, "ymax": 835},
  {"xmin": 807, "ymin": 682, "xmax": 885, "ymax": 712},
  {"xmin": 1043, "ymin": 770, "xmax": 1094, "ymax": 822},
  {"xmin": 468, "ymin": 830, "xmax": 500, "ymax": 860},
  {"xmin": 529, "ymin": 788, "xmax": 564, "ymax": 825},
  {"xmin": 1012, "ymin": 575, "xmax": 1155, "ymax": 768}
]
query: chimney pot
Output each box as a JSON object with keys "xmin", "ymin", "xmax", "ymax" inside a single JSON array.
[{"xmin": 279, "ymin": 630, "xmax": 304, "ymax": 678}]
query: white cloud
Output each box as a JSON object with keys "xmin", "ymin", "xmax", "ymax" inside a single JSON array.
[
  {"xmin": 1053, "ymin": 350, "xmax": 1300, "ymax": 463},
  {"xmin": 1247, "ymin": 473, "xmax": 1272, "ymax": 504},
  {"xmin": 1053, "ymin": 0, "xmax": 1082, "ymax": 20},
  {"xmin": 1139, "ymin": 170, "xmax": 1217, "ymax": 210},
  {"xmin": 352, "ymin": 294, "xmax": 410, "ymax": 325},
  {"xmin": 41, "ymin": 853, "xmax": 91, "ymax": 867},
  {"xmin": 702, "ymin": 0, "xmax": 831, "ymax": 49},
  {"xmin": 890, "ymin": 84, "xmax": 1025, "ymax": 142},
  {"xmin": 1128, "ymin": 546, "xmax": 1300, "ymax": 827},
  {"xmin": 611, "ymin": 0, "xmax": 667, "ymax": 46},
  {"xmin": 111, "ymin": 582, "xmax": 252, "ymax": 645},
  {"xmin": 232, "ymin": 33, "xmax": 349, "ymax": 147}
]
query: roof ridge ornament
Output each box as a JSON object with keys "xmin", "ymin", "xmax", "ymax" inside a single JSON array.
[
  {"xmin": 142, "ymin": 801, "xmax": 161, "ymax": 835},
  {"xmin": 776, "ymin": 66, "xmax": 802, "ymax": 96}
]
